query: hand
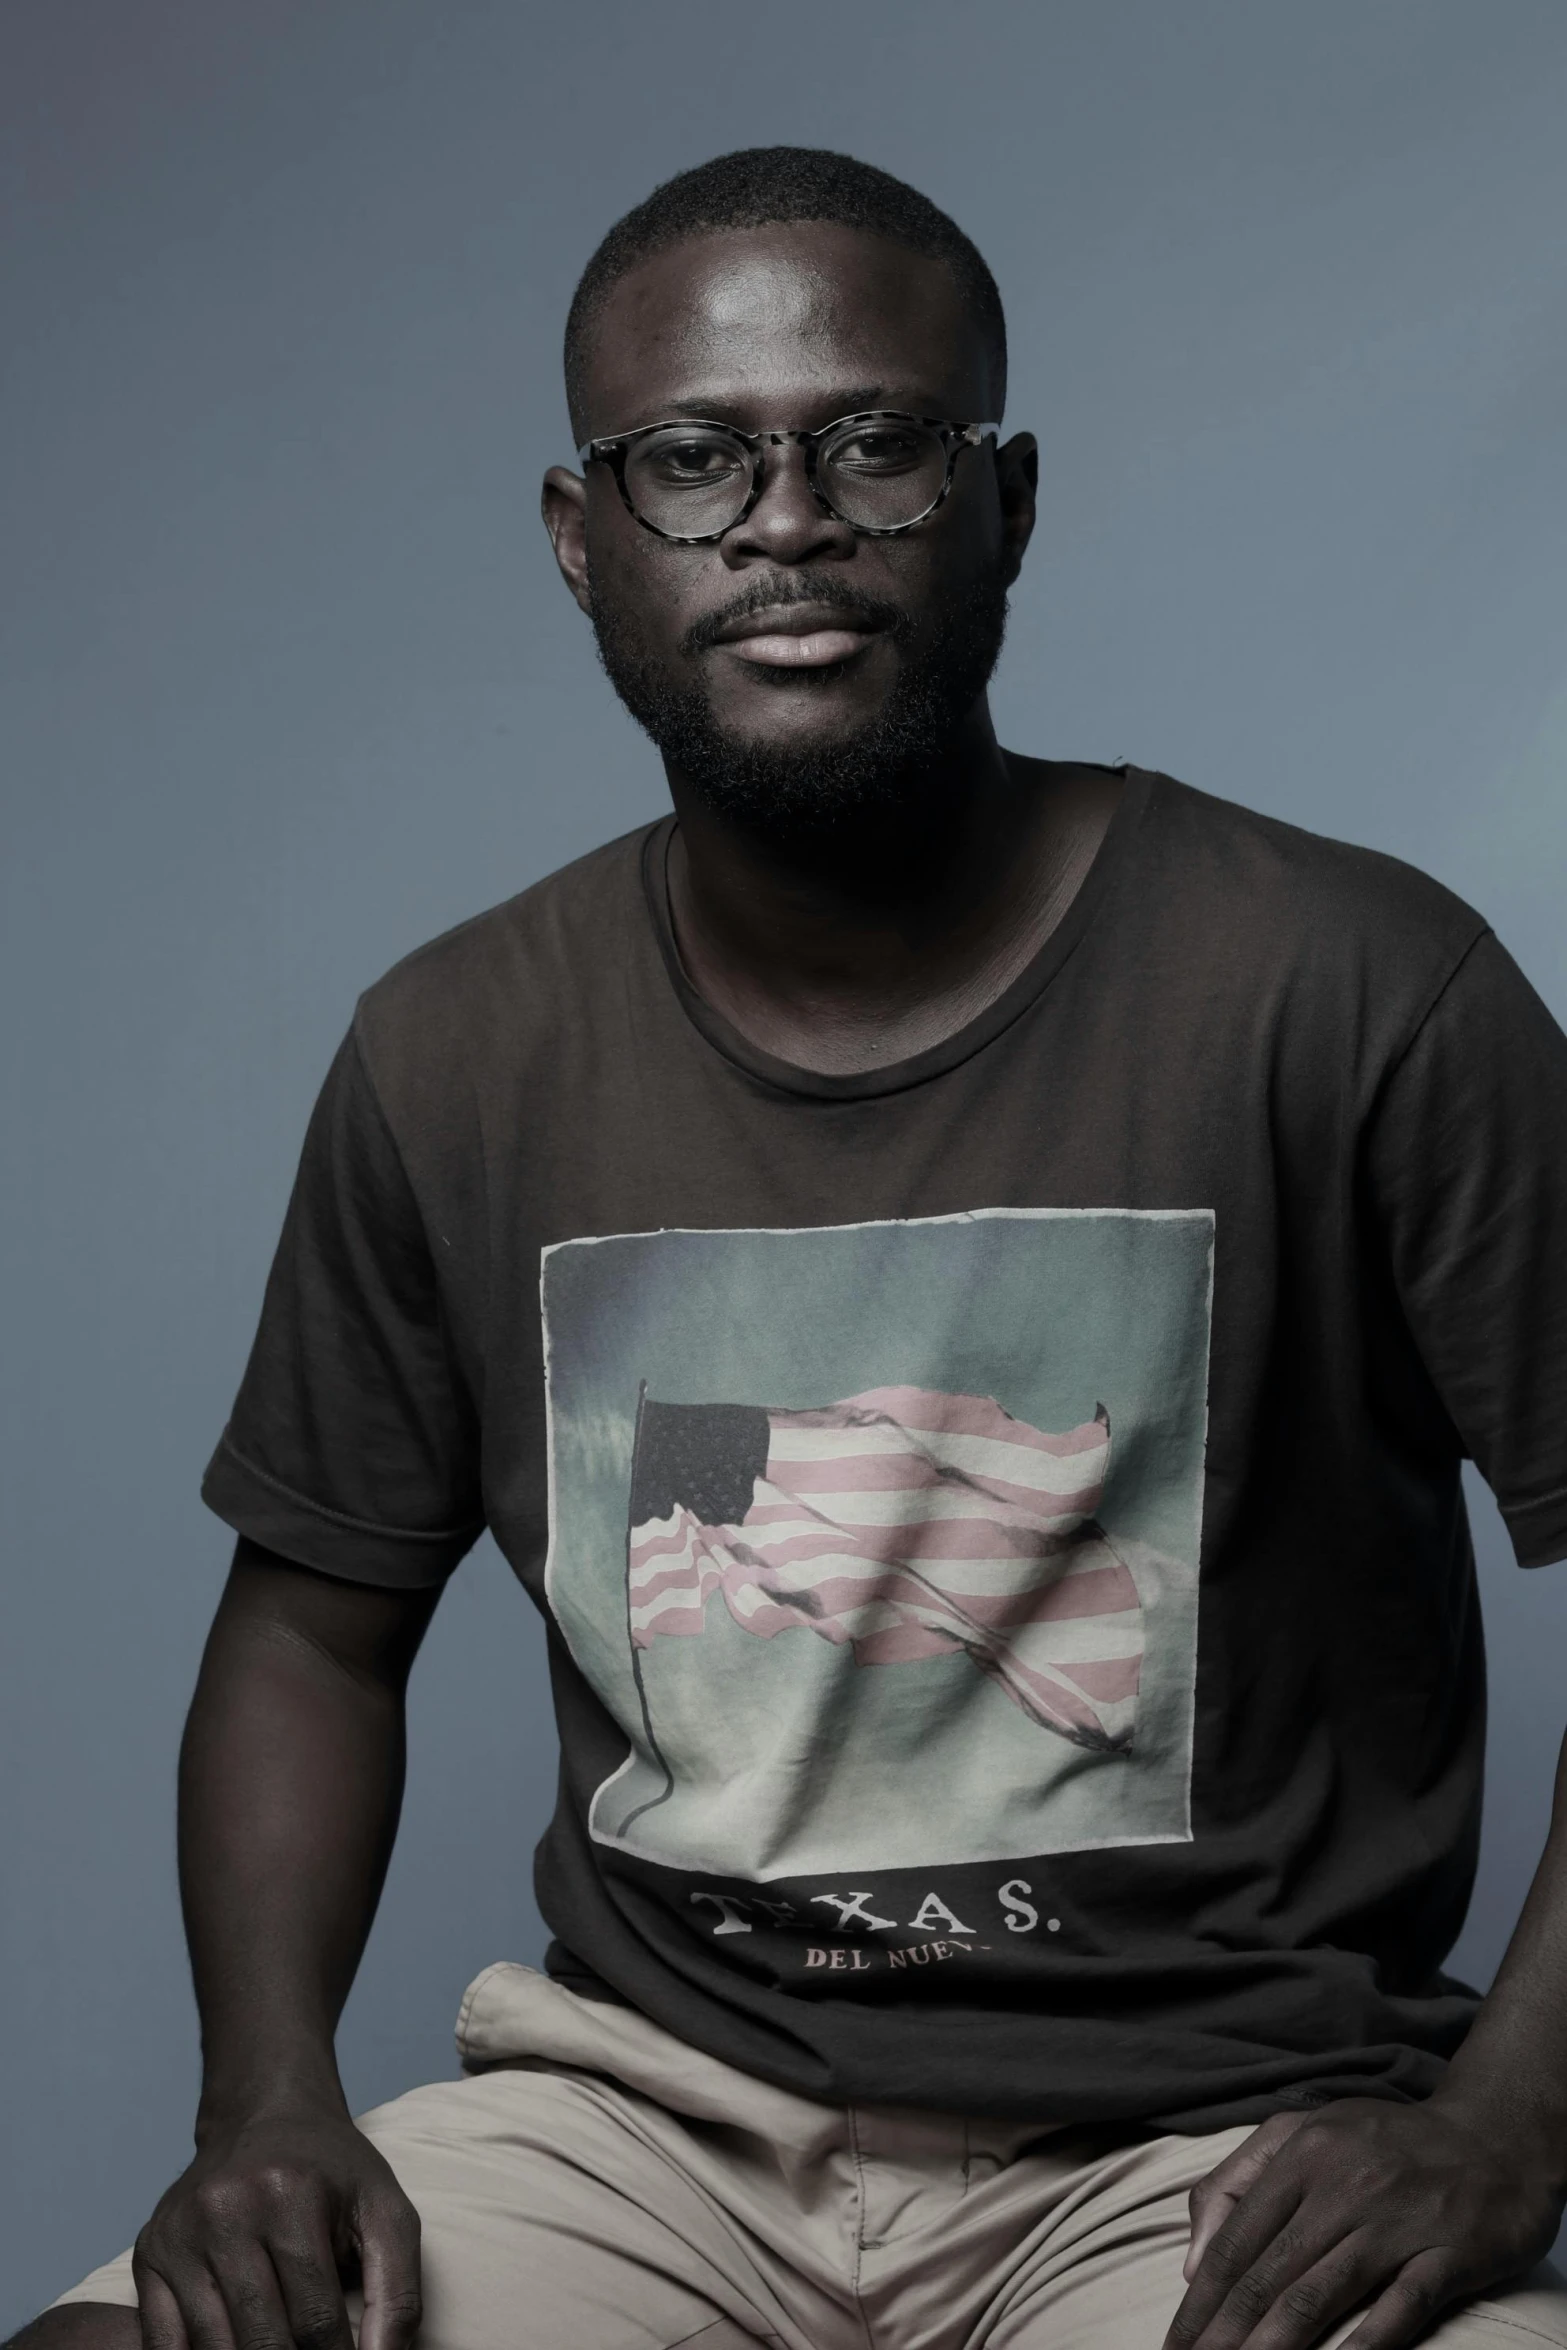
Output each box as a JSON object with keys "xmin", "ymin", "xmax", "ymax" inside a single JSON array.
[
  {"xmin": 1165, "ymin": 2094, "xmax": 1565, "ymax": 2350},
  {"xmin": 131, "ymin": 2106, "xmax": 421, "ymax": 2350}
]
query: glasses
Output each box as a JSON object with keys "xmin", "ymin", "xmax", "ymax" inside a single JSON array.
[{"xmin": 578, "ymin": 410, "xmax": 1000, "ymax": 543}]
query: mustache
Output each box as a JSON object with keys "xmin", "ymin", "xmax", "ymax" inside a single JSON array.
[{"xmin": 680, "ymin": 573, "xmax": 910, "ymax": 658}]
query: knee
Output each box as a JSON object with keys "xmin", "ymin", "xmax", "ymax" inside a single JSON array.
[{"xmin": 4, "ymin": 2307, "xmax": 142, "ymax": 2350}]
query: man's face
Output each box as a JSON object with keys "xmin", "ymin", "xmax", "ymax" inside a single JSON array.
[{"xmin": 543, "ymin": 222, "xmax": 1037, "ymax": 837}]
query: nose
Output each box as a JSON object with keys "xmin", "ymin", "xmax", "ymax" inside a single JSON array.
[{"xmin": 719, "ymin": 437, "xmax": 856, "ymax": 569}]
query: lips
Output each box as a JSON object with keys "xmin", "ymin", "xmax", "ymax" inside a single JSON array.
[{"xmin": 712, "ymin": 602, "xmax": 882, "ymax": 670}]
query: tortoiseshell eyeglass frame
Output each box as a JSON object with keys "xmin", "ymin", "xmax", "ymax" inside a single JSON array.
[{"xmin": 576, "ymin": 411, "xmax": 1002, "ymax": 543}]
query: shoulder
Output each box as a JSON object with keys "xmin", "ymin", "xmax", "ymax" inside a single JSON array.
[
  {"xmin": 349, "ymin": 822, "xmax": 658, "ymax": 1095},
  {"xmin": 1138, "ymin": 771, "xmax": 1490, "ymax": 997}
]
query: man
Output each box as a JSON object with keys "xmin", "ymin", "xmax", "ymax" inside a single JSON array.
[{"xmin": 21, "ymin": 146, "xmax": 1567, "ymax": 2350}]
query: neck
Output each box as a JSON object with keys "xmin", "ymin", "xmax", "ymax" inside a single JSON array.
[{"xmin": 663, "ymin": 701, "xmax": 1124, "ymax": 1075}]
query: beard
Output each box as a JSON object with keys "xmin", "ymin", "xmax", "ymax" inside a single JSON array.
[{"xmin": 589, "ymin": 563, "xmax": 1009, "ymax": 847}]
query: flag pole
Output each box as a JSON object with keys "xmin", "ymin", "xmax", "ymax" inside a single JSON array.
[{"xmin": 621, "ymin": 1379, "xmax": 676, "ymax": 1830}]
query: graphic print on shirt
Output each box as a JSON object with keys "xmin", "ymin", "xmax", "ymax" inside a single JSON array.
[{"xmin": 542, "ymin": 1209, "xmax": 1213, "ymax": 1879}]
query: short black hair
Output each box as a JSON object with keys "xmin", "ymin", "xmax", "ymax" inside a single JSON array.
[{"xmin": 564, "ymin": 146, "xmax": 1006, "ymax": 436}]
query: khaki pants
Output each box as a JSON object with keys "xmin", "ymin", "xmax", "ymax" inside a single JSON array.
[{"xmin": 59, "ymin": 1964, "xmax": 1567, "ymax": 2350}]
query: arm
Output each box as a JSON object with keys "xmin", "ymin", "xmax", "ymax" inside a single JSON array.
[
  {"xmin": 1166, "ymin": 932, "xmax": 1567, "ymax": 2350},
  {"xmin": 1167, "ymin": 1720, "xmax": 1567, "ymax": 2350},
  {"xmin": 132, "ymin": 1539, "xmax": 439, "ymax": 2350}
]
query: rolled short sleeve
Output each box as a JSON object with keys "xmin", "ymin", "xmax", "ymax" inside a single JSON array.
[
  {"xmin": 1368, "ymin": 931, "xmax": 1567, "ymax": 1568},
  {"xmin": 202, "ymin": 1023, "xmax": 485, "ymax": 1586}
]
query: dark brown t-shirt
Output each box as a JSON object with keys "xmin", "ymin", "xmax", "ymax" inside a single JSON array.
[{"xmin": 204, "ymin": 768, "xmax": 1567, "ymax": 2131}]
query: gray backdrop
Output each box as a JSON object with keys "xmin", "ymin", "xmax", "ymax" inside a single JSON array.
[{"xmin": 4, "ymin": 0, "xmax": 1566, "ymax": 2323}]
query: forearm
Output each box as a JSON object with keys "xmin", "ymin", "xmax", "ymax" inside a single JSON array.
[
  {"xmin": 178, "ymin": 1544, "xmax": 432, "ymax": 2141},
  {"xmin": 1435, "ymin": 1720, "xmax": 1567, "ymax": 2184}
]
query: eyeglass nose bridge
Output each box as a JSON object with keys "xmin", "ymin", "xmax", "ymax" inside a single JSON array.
[{"xmin": 737, "ymin": 429, "xmax": 843, "ymax": 531}]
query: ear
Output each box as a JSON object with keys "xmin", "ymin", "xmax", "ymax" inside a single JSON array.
[
  {"xmin": 994, "ymin": 431, "xmax": 1038, "ymax": 585},
  {"xmin": 541, "ymin": 466, "xmax": 592, "ymax": 615}
]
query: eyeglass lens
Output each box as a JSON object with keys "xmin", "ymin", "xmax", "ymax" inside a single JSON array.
[{"xmin": 621, "ymin": 418, "xmax": 953, "ymax": 537}]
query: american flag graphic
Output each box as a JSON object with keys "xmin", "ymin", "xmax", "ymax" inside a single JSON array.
[{"xmin": 627, "ymin": 1386, "xmax": 1141, "ymax": 1752}]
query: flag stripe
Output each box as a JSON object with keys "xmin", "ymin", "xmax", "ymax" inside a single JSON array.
[
  {"xmin": 744, "ymin": 1483, "xmax": 1101, "ymax": 1535},
  {"xmin": 766, "ymin": 1428, "xmax": 1108, "ymax": 1496}
]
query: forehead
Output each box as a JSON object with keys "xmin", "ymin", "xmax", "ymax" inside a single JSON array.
[{"xmin": 579, "ymin": 221, "xmax": 991, "ymax": 435}]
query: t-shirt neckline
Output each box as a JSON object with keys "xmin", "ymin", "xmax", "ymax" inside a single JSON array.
[{"xmin": 639, "ymin": 763, "xmax": 1153, "ymax": 1103}]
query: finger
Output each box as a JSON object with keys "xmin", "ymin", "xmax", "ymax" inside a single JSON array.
[
  {"xmin": 1185, "ymin": 2117, "xmax": 1312, "ymax": 2280},
  {"xmin": 1174, "ymin": 2217, "xmax": 1359, "ymax": 2350},
  {"xmin": 1166, "ymin": 2166, "xmax": 1311, "ymax": 2349},
  {"xmin": 356, "ymin": 2192, "xmax": 422, "ymax": 2350},
  {"xmin": 209, "ymin": 2241, "xmax": 298, "ymax": 2350},
  {"xmin": 269, "ymin": 2220, "xmax": 356, "ymax": 2350},
  {"xmin": 136, "ymin": 2255, "xmax": 239, "ymax": 2350},
  {"xmin": 134, "ymin": 2265, "xmax": 197, "ymax": 2350},
  {"xmin": 1340, "ymin": 2253, "xmax": 1462, "ymax": 2350},
  {"xmin": 1226, "ymin": 2233, "xmax": 1394, "ymax": 2350}
]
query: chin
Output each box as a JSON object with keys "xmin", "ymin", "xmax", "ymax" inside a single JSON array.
[
  {"xmin": 710, "ymin": 676, "xmax": 895, "ymax": 747},
  {"xmin": 669, "ymin": 710, "xmax": 965, "ymax": 842},
  {"xmin": 591, "ymin": 569, "xmax": 1011, "ymax": 842}
]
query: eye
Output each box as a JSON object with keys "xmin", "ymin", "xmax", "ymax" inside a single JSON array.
[
  {"xmin": 827, "ymin": 424, "xmax": 929, "ymax": 474},
  {"xmin": 638, "ymin": 430, "xmax": 748, "ymax": 486}
]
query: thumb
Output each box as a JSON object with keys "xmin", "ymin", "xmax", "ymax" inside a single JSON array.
[
  {"xmin": 356, "ymin": 2193, "xmax": 422, "ymax": 2350},
  {"xmin": 1183, "ymin": 2111, "xmax": 1309, "ymax": 2281}
]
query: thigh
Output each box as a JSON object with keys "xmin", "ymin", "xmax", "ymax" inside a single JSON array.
[
  {"xmin": 54, "ymin": 2067, "xmax": 797, "ymax": 2350},
  {"xmin": 355, "ymin": 2066, "xmax": 796, "ymax": 2350},
  {"xmin": 998, "ymin": 2263, "xmax": 1567, "ymax": 2350},
  {"xmin": 983, "ymin": 2127, "xmax": 1567, "ymax": 2350}
]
